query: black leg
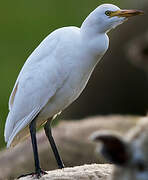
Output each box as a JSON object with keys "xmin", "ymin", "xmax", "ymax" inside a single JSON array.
[
  {"xmin": 44, "ymin": 120, "xmax": 64, "ymax": 169},
  {"xmin": 18, "ymin": 119, "xmax": 47, "ymax": 179},
  {"xmin": 29, "ymin": 119, "xmax": 41, "ymax": 173}
]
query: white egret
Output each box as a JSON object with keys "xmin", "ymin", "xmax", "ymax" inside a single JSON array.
[{"xmin": 4, "ymin": 4, "xmax": 143, "ymax": 178}]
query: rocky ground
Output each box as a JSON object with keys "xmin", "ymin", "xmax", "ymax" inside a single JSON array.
[
  {"xmin": 18, "ymin": 164, "xmax": 113, "ymax": 180},
  {"xmin": 0, "ymin": 115, "xmax": 140, "ymax": 179}
]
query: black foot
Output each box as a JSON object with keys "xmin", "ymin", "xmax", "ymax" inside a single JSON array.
[
  {"xmin": 17, "ymin": 169, "xmax": 47, "ymax": 179},
  {"xmin": 58, "ymin": 164, "xmax": 65, "ymax": 169}
]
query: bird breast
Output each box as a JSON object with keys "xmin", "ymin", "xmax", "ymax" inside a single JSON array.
[{"xmin": 37, "ymin": 27, "xmax": 108, "ymax": 122}]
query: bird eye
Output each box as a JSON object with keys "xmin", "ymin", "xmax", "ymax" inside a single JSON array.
[{"xmin": 105, "ymin": 10, "xmax": 112, "ymax": 16}]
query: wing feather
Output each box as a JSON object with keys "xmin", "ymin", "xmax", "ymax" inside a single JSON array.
[
  {"xmin": 5, "ymin": 31, "xmax": 69, "ymax": 147},
  {"xmin": 9, "ymin": 82, "xmax": 18, "ymax": 110},
  {"xmin": 6, "ymin": 106, "xmax": 41, "ymax": 147}
]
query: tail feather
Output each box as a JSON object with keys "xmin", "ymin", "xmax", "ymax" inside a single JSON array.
[
  {"xmin": 4, "ymin": 111, "xmax": 14, "ymax": 143},
  {"xmin": 5, "ymin": 107, "xmax": 41, "ymax": 148}
]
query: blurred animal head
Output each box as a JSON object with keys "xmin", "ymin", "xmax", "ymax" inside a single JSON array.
[{"xmin": 91, "ymin": 117, "xmax": 148, "ymax": 180}]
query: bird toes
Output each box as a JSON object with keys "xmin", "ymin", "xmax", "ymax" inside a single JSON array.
[
  {"xmin": 35, "ymin": 169, "xmax": 47, "ymax": 178},
  {"xmin": 17, "ymin": 169, "xmax": 47, "ymax": 179}
]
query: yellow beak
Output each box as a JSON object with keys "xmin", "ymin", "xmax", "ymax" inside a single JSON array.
[{"xmin": 110, "ymin": 9, "xmax": 144, "ymax": 18}]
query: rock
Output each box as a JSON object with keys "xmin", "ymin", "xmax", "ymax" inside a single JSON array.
[
  {"xmin": 0, "ymin": 115, "xmax": 139, "ymax": 179},
  {"xmin": 18, "ymin": 164, "xmax": 113, "ymax": 180}
]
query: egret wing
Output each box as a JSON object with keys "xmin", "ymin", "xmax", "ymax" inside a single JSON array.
[
  {"xmin": 5, "ymin": 33, "xmax": 69, "ymax": 147},
  {"xmin": 9, "ymin": 31, "xmax": 61, "ymax": 111}
]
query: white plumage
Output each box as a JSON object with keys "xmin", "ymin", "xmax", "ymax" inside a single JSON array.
[{"xmin": 4, "ymin": 4, "xmax": 142, "ymax": 148}]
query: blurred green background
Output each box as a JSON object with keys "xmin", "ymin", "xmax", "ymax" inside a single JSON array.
[{"xmin": 0, "ymin": 0, "xmax": 148, "ymax": 149}]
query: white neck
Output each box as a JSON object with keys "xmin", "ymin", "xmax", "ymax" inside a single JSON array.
[
  {"xmin": 80, "ymin": 18, "xmax": 103, "ymax": 37},
  {"xmin": 80, "ymin": 24, "xmax": 109, "ymax": 58}
]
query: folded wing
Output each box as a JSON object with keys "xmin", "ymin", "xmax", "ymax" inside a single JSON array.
[{"xmin": 5, "ymin": 32, "xmax": 69, "ymax": 147}]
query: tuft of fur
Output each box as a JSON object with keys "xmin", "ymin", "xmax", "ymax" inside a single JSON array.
[{"xmin": 92, "ymin": 116, "xmax": 148, "ymax": 180}]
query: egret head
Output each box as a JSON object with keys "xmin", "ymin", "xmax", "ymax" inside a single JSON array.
[{"xmin": 81, "ymin": 4, "xmax": 144, "ymax": 34}]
